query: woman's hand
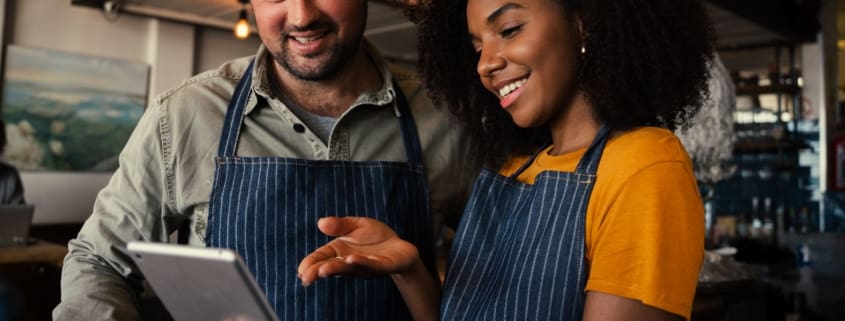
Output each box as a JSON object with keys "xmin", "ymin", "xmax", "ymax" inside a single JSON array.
[{"xmin": 297, "ymin": 217, "xmax": 420, "ymax": 286}]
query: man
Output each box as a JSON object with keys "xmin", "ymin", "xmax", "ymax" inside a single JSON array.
[{"xmin": 53, "ymin": 1, "xmax": 474, "ymax": 320}]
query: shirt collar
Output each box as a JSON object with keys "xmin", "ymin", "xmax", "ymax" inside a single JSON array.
[{"xmin": 246, "ymin": 40, "xmax": 397, "ymax": 115}]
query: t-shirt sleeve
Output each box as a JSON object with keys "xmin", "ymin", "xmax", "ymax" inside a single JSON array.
[{"xmin": 584, "ymin": 161, "xmax": 704, "ymax": 319}]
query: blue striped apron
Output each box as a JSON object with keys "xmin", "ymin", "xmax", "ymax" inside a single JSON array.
[
  {"xmin": 205, "ymin": 61, "xmax": 435, "ymax": 321},
  {"xmin": 441, "ymin": 126, "xmax": 611, "ymax": 321}
]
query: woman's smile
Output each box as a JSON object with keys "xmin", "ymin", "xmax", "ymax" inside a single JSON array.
[{"xmin": 495, "ymin": 77, "xmax": 529, "ymax": 108}]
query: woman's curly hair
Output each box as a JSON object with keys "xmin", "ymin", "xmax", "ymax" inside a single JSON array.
[{"xmin": 411, "ymin": 0, "xmax": 715, "ymax": 167}]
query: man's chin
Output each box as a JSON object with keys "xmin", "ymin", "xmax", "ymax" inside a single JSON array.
[
  {"xmin": 281, "ymin": 62, "xmax": 337, "ymax": 81},
  {"xmin": 274, "ymin": 44, "xmax": 352, "ymax": 81}
]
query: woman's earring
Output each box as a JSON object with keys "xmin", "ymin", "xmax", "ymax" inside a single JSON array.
[{"xmin": 581, "ymin": 44, "xmax": 586, "ymax": 55}]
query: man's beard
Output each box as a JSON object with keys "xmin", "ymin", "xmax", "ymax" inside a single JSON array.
[{"xmin": 273, "ymin": 26, "xmax": 363, "ymax": 81}]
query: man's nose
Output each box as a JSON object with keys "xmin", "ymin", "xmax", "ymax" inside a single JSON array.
[{"xmin": 288, "ymin": 0, "xmax": 321, "ymax": 28}]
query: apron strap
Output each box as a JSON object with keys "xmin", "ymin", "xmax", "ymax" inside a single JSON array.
[
  {"xmin": 217, "ymin": 59, "xmax": 256, "ymax": 157},
  {"xmin": 216, "ymin": 60, "xmax": 424, "ymax": 169},
  {"xmin": 392, "ymin": 81, "xmax": 425, "ymax": 168},
  {"xmin": 510, "ymin": 124, "xmax": 611, "ymax": 178},
  {"xmin": 574, "ymin": 125, "xmax": 611, "ymax": 175},
  {"xmin": 509, "ymin": 145, "xmax": 548, "ymax": 180}
]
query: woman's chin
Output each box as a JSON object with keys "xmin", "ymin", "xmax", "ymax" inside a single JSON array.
[{"xmin": 506, "ymin": 110, "xmax": 540, "ymax": 129}]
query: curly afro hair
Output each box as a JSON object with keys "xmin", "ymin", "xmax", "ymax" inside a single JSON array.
[{"xmin": 412, "ymin": 0, "xmax": 715, "ymax": 167}]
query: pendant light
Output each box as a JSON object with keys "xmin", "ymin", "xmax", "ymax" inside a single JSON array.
[{"xmin": 233, "ymin": 0, "xmax": 251, "ymax": 40}]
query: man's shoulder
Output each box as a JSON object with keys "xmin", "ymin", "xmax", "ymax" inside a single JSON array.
[
  {"xmin": 385, "ymin": 63, "xmax": 438, "ymax": 111},
  {"xmin": 154, "ymin": 55, "xmax": 254, "ymax": 106},
  {"xmin": 387, "ymin": 63, "xmax": 419, "ymax": 84},
  {"xmin": 387, "ymin": 63, "xmax": 423, "ymax": 97}
]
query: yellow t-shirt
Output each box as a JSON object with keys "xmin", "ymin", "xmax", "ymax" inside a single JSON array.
[{"xmin": 499, "ymin": 127, "xmax": 704, "ymax": 319}]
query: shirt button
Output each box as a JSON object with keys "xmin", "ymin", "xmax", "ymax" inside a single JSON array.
[{"xmin": 293, "ymin": 123, "xmax": 305, "ymax": 133}]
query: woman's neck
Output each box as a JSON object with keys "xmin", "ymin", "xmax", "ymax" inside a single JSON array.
[{"xmin": 547, "ymin": 91, "xmax": 599, "ymax": 156}]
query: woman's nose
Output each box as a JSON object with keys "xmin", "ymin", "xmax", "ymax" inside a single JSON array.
[{"xmin": 476, "ymin": 47, "xmax": 505, "ymax": 78}]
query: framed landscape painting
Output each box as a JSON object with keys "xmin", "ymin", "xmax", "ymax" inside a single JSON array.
[{"xmin": 1, "ymin": 45, "xmax": 148, "ymax": 172}]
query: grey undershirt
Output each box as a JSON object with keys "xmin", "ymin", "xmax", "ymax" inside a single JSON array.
[{"xmin": 278, "ymin": 94, "xmax": 337, "ymax": 144}]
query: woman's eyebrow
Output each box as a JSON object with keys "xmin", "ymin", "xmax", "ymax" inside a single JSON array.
[{"xmin": 485, "ymin": 3, "xmax": 524, "ymax": 24}]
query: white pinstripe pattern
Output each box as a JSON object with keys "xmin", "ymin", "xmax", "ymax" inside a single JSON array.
[
  {"xmin": 244, "ymin": 163, "xmax": 256, "ymax": 267},
  {"xmin": 514, "ymin": 174, "xmax": 548, "ymax": 321},
  {"xmin": 442, "ymin": 127, "xmax": 610, "ymax": 321},
  {"xmin": 293, "ymin": 166, "xmax": 300, "ymax": 321},
  {"xmin": 206, "ymin": 63, "xmax": 431, "ymax": 321},
  {"xmin": 440, "ymin": 175, "xmax": 492, "ymax": 318},
  {"xmin": 542, "ymin": 176, "xmax": 574, "ymax": 321},
  {"xmin": 497, "ymin": 181, "xmax": 528, "ymax": 321},
  {"xmin": 275, "ymin": 164, "xmax": 282, "ymax": 315},
  {"xmin": 260, "ymin": 161, "xmax": 269, "ymax": 297},
  {"xmin": 211, "ymin": 157, "xmax": 228, "ymax": 246},
  {"xmin": 305, "ymin": 169, "xmax": 312, "ymax": 321},
  {"xmin": 530, "ymin": 176, "xmax": 562, "ymax": 321},
  {"xmin": 342, "ymin": 168, "xmax": 358, "ymax": 321}
]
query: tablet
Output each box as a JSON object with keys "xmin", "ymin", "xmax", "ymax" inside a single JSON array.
[{"xmin": 125, "ymin": 242, "xmax": 280, "ymax": 321}]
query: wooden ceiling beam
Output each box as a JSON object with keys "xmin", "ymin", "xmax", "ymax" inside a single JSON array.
[{"xmin": 706, "ymin": 0, "xmax": 820, "ymax": 44}]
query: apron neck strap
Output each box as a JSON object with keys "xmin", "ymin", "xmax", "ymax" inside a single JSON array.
[
  {"xmin": 510, "ymin": 124, "xmax": 611, "ymax": 178},
  {"xmin": 217, "ymin": 59, "xmax": 255, "ymax": 157},
  {"xmin": 217, "ymin": 60, "xmax": 425, "ymax": 168},
  {"xmin": 392, "ymin": 81, "xmax": 425, "ymax": 167},
  {"xmin": 574, "ymin": 125, "xmax": 611, "ymax": 174}
]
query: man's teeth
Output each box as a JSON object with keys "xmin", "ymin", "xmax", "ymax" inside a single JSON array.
[
  {"xmin": 499, "ymin": 78, "xmax": 527, "ymax": 98},
  {"xmin": 294, "ymin": 34, "xmax": 323, "ymax": 43}
]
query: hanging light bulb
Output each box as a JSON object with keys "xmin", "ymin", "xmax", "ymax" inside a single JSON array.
[{"xmin": 233, "ymin": 3, "xmax": 250, "ymax": 40}]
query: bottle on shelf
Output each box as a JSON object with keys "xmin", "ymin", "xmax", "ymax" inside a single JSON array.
[
  {"xmin": 787, "ymin": 207, "xmax": 798, "ymax": 234},
  {"xmin": 799, "ymin": 207, "xmax": 810, "ymax": 233},
  {"xmin": 749, "ymin": 196, "xmax": 762, "ymax": 239},
  {"xmin": 792, "ymin": 244, "xmax": 818, "ymax": 320},
  {"xmin": 775, "ymin": 202, "xmax": 785, "ymax": 244},
  {"xmin": 761, "ymin": 197, "xmax": 775, "ymax": 244},
  {"xmin": 736, "ymin": 207, "xmax": 749, "ymax": 239}
]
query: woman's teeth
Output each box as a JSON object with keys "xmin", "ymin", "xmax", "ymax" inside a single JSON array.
[{"xmin": 499, "ymin": 78, "xmax": 527, "ymax": 98}]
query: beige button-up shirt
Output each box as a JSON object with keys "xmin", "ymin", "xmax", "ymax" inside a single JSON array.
[{"xmin": 54, "ymin": 43, "xmax": 476, "ymax": 321}]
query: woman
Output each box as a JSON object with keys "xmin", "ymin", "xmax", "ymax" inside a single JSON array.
[{"xmin": 298, "ymin": 0, "xmax": 714, "ymax": 320}]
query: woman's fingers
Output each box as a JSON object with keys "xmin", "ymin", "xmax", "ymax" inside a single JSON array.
[
  {"xmin": 318, "ymin": 217, "xmax": 396, "ymax": 244},
  {"xmin": 299, "ymin": 217, "xmax": 406, "ymax": 286},
  {"xmin": 344, "ymin": 254, "xmax": 392, "ymax": 275},
  {"xmin": 299, "ymin": 255, "xmax": 386, "ymax": 286},
  {"xmin": 298, "ymin": 244, "xmax": 340, "ymax": 279},
  {"xmin": 317, "ymin": 217, "xmax": 361, "ymax": 237},
  {"xmin": 300, "ymin": 257, "xmax": 350, "ymax": 286}
]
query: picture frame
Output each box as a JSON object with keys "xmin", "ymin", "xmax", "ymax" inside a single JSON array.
[{"xmin": 1, "ymin": 45, "xmax": 149, "ymax": 172}]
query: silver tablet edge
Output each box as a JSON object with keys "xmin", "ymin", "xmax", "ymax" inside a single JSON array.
[{"xmin": 126, "ymin": 241, "xmax": 237, "ymax": 262}]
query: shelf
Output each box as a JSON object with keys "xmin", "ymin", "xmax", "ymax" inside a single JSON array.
[
  {"xmin": 734, "ymin": 139, "xmax": 808, "ymax": 152},
  {"xmin": 735, "ymin": 84, "xmax": 801, "ymax": 96}
]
